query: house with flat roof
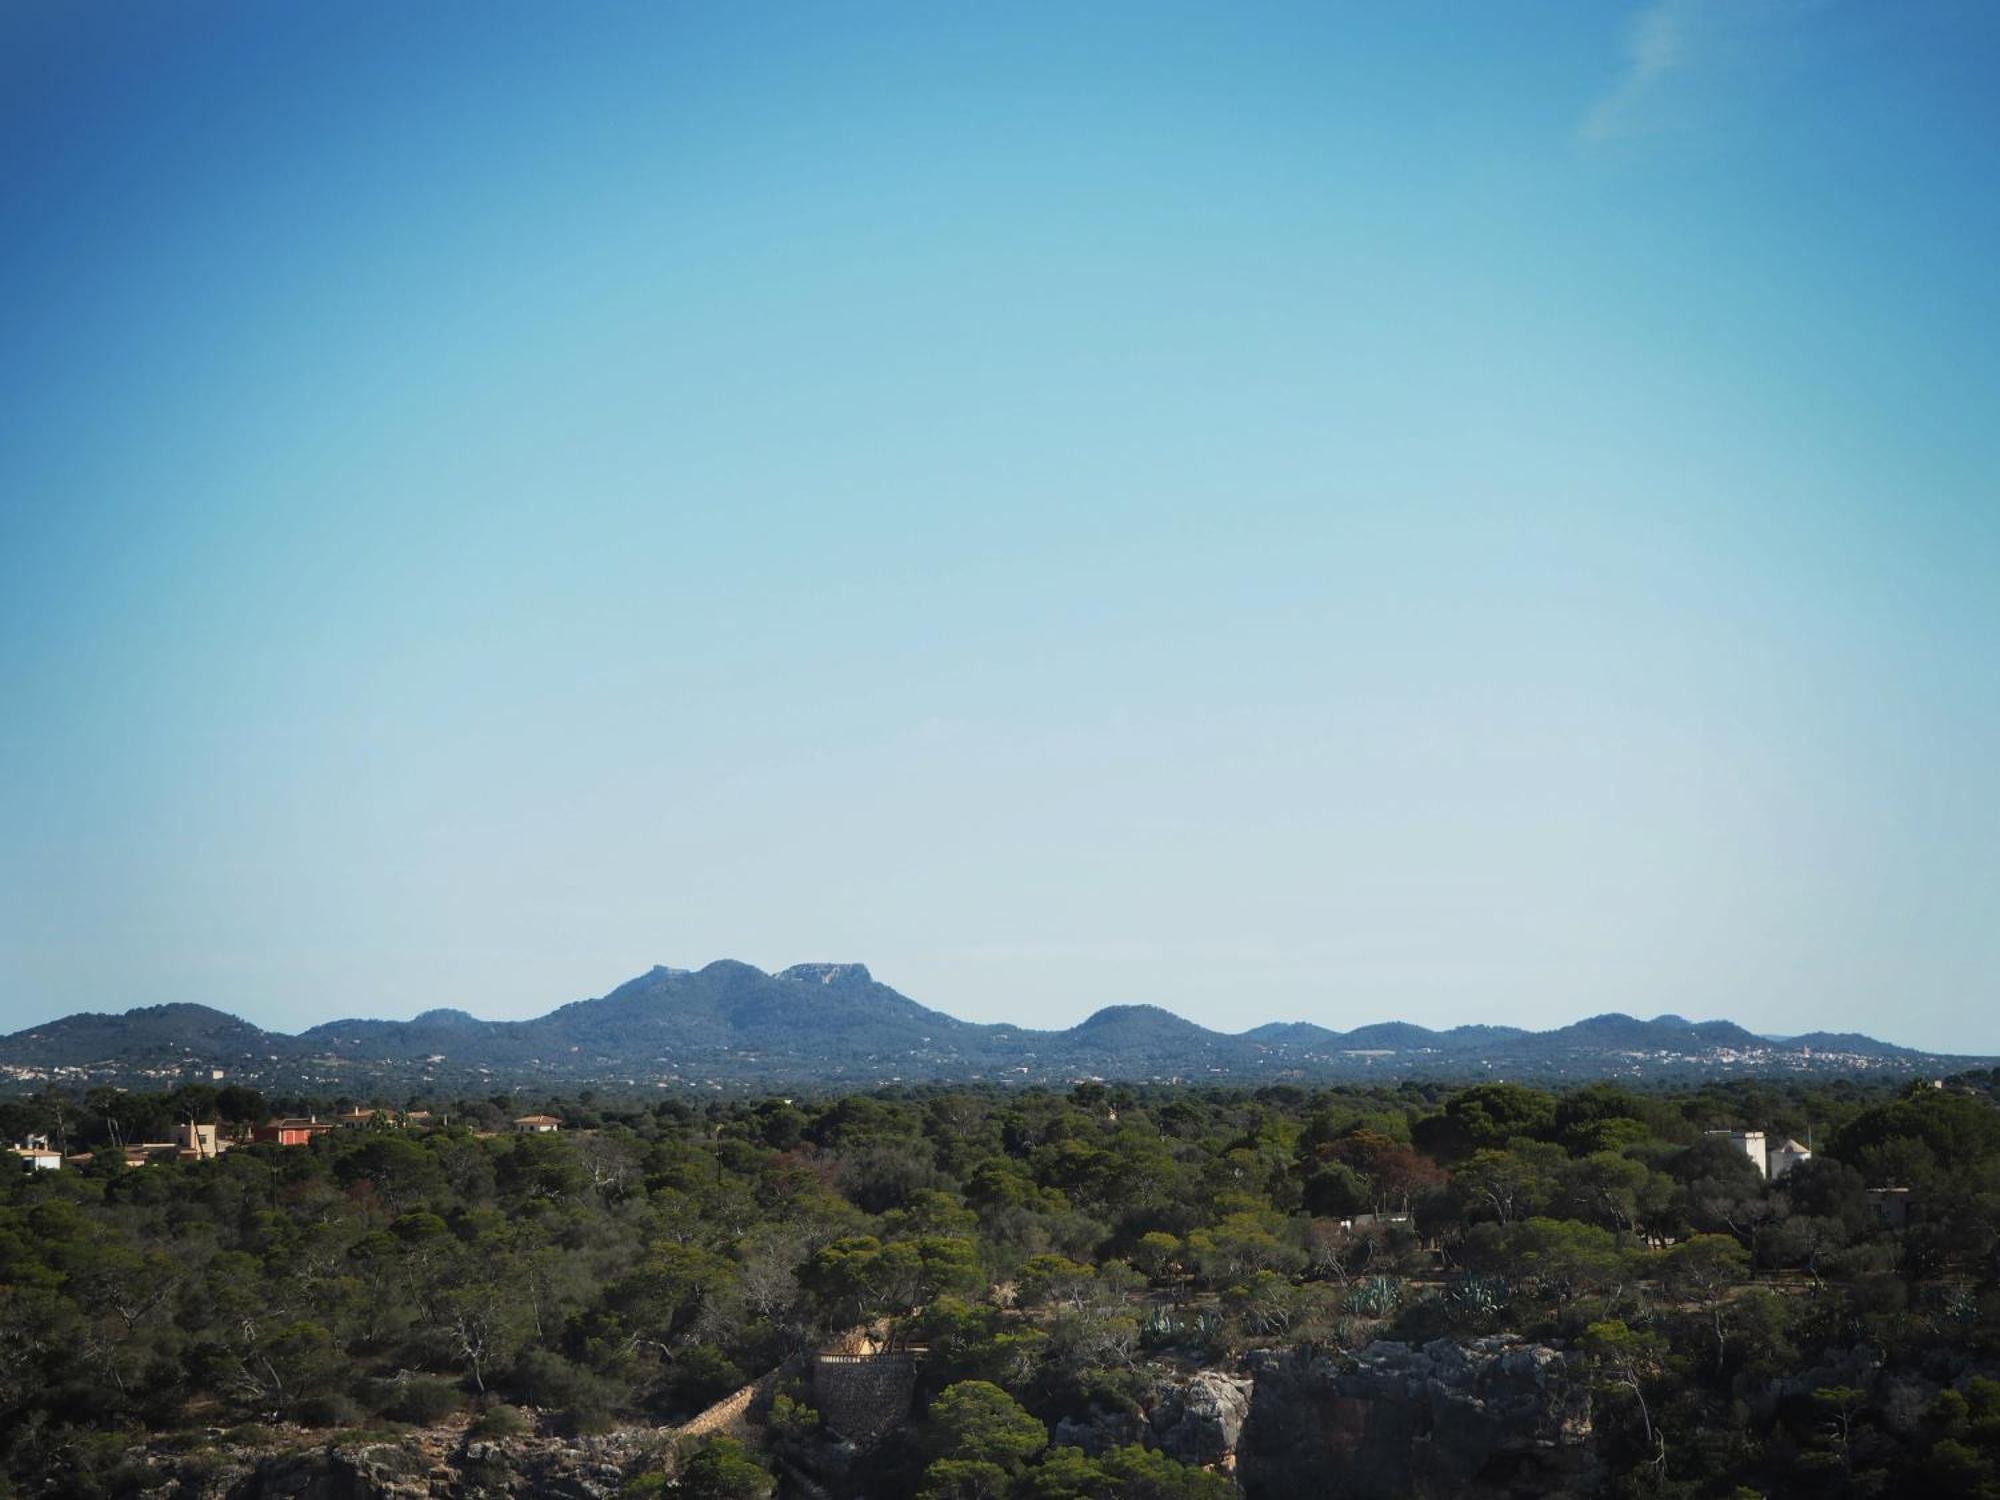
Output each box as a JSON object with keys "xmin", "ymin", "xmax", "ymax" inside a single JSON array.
[
  {"xmin": 253, "ymin": 1117, "xmax": 336, "ymax": 1147},
  {"xmin": 14, "ymin": 1142, "xmax": 61, "ymax": 1171},
  {"xmin": 1866, "ymin": 1187, "xmax": 1913, "ymax": 1228}
]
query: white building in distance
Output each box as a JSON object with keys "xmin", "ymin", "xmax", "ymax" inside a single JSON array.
[
  {"xmin": 1707, "ymin": 1128, "xmax": 1811, "ymax": 1180},
  {"xmin": 1768, "ymin": 1136, "xmax": 1813, "ymax": 1178},
  {"xmin": 14, "ymin": 1134, "xmax": 61, "ymax": 1170}
]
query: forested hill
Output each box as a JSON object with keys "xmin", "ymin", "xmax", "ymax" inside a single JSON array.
[{"xmin": 0, "ymin": 959, "xmax": 1984, "ymax": 1094}]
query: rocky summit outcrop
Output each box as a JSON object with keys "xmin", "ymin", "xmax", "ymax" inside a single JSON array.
[{"xmin": 1236, "ymin": 1336, "xmax": 1594, "ymax": 1500}]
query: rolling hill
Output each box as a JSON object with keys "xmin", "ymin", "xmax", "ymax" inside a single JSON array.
[{"xmin": 0, "ymin": 960, "xmax": 1983, "ymax": 1094}]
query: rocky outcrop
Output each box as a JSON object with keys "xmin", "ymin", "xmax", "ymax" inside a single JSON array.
[
  {"xmin": 187, "ymin": 1428, "xmax": 663, "ymax": 1500},
  {"xmin": 1050, "ymin": 1405, "xmax": 1148, "ymax": 1455},
  {"xmin": 1148, "ymin": 1371, "xmax": 1253, "ymax": 1467},
  {"xmin": 155, "ymin": 1338, "xmax": 1582, "ymax": 1499},
  {"xmin": 1236, "ymin": 1337, "xmax": 1594, "ymax": 1500},
  {"xmin": 451, "ymin": 1433, "xmax": 652, "ymax": 1498},
  {"xmin": 1047, "ymin": 1368, "xmax": 1252, "ymax": 1468},
  {"xmin": 228, "ymin": 1444, "xmax": 433, "ymax": 1500}
]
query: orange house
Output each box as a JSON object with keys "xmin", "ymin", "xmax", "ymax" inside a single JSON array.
[{"xmin": 253, "ymin": 1117, "xmax": 335, "ymax": 1146}]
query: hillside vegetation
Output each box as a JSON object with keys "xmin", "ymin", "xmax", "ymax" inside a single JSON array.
[{"xmin": 4, "ymin": 1074, "xmax": 2000, "ymax": 1496}]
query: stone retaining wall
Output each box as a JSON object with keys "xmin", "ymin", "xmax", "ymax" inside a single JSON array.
[{"xmin": 810, "ymin": 1353, "xmax": 918, "ymax": 1445}]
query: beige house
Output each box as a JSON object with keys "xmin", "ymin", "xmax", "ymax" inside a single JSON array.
[
  {"xmin": 513, "ymin": 1114, "xmax": 561, "ymax": 1134},
  {"xmin": 178, "ymin": 1121, "xmax": 221, "ymax": 1159}
]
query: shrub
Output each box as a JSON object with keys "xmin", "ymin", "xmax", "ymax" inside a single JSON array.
[
  {"xmin": 469, "ymin": 1402, "xmax": 531, "ymax": 1438},
  {"xmin": 562, "ymin": 1402, "xmax": 618, "ymax": 1437},
  {"xmin": 510, "ymin": 1347, "xmax": 581, "ymax": 1407},
  {"xmin": 295, "ymin": 1393, "xmax": 362, "ymax": 1429},
  {"xmin": 388, "ymin": 1377, "xmax": 467, "ymax": 1426},
  {"xmin": 669, "ymin": 1436, "xmax": 774, "ymax": 1499}
]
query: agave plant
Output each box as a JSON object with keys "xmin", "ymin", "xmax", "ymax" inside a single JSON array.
[
  {"xmin": 1344, "ymin": 1276, "xmax": 1402, "ymax": 1318},
  {"xmin": 1447, "ymin": 1274, "xmax": 1511, "ymax": 1317}
]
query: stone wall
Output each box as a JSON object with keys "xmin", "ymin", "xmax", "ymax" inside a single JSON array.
[
  {"xmin": 670, "ymin": 1321, "xmax": 886, "ymax": 1448},
  {"xmin": 809, "ymin": 1353, "xmax": 918, "ymax": 1446},
  {"xmin": 675, "ymin": 1380, "xmax": 760, "ymax": 1443}
]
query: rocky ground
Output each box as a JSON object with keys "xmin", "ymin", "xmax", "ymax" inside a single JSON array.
[
  {"xmin": 118, "ymin": 1337, "xmax": 1590, "ymax": 1499},
  {"xmin": 1237, "ymin": 1336, "xmax": 1597, "ymax": 1499},
  {"xmin": 124, "ymin": 1423, "xmax": 671, "ymax": 1500}
]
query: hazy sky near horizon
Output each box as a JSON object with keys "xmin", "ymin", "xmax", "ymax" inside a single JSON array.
[{"xmin": 3, "ymin": 3, "xmax": 1997, "ymax": 1051}]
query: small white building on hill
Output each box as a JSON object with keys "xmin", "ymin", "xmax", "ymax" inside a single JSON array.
[
  {"xmin": 1707, "ymin": 1128, "xmax": 1812, "ymax": 1180},
  {"xmin": 14, "ymin": 1135, "xmax": 61, "ymax": 1170},
  {"xmin": 1767, "ymin": 1136, "xmax": 1813, "ymax": 1179}
]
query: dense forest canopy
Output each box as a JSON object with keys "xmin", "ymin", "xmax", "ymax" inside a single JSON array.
[{"xmin": 5, "ymin": 1072, "xmax": 2000, "ymax": 1498}]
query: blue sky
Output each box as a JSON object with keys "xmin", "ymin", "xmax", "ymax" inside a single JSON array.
[{"xmin": 2, "ymin": 2, "xmax": 1995, "ymax": 1049}]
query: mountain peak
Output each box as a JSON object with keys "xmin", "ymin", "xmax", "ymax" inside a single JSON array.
[
  {"xmin": 697, "ymin": 959, "xmax": 769, "ymax": 981},
  {"xmin": 0, "ymin": 967, "xmax": 1971, "ymax": 1088},
  {"xmin": 1243, "ymin": 1020, "xmax": 1341, "ymax": 1044},
  {"xmin": 778, "ymin": 963, "xmax": 874, "ymax": 987},
  {"xmin": 1073, "ymin": 1003, "xmax": 1201, "ymax": 1033}
]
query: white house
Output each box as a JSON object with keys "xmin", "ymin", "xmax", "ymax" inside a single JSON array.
[
  {"xmin": 1707, "ymin": 1129, "xmax": 1768, "ymax": 1177},
  {"xmin": 1707, "ymin": 1128, "xmax": 1812, "ymax": 1180},
  {"xmin": 1767, "ymin": 1137, "xmax": 1812, "ymax": 1179},
  {"xmin": 513, "ymin": 1114, "xmax": 561, "ymax": 1134},
  {"xmin": 14, "ymin": 1136, "xmax": 61, "ymax": 1170}
]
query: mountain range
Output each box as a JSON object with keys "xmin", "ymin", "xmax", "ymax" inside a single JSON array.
[{"xmin": 0, "ymin": 960, "xmax": 1982, "ymax": 1095}]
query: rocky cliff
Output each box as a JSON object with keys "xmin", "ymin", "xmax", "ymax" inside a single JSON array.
[
  {"xmin": 127, "ymin": 1427, "xmax": 668, "ymax": 1500},
  {"xmin": 1236, "ymin": 1337, "xmax": 1594, "ymax": 1500},
  {"xmin": 1049, "ymin": 1369, "xmax": 1254, "ymax": 1468},
  {"xmin": 130, "ymin": 1338, "xmax": 1594, "ymax": 1499}
]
